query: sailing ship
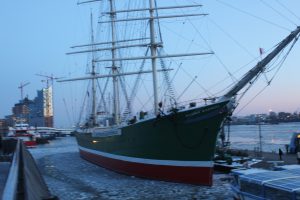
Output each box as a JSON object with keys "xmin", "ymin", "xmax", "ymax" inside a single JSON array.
[{"xmin": 59, "ymin": 0, "xmax": 300, "ymax": 185}]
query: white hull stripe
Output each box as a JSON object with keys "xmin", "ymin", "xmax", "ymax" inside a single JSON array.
[{"xmin": 79, "ymin": 146, "xmax": 213, "ymax": 167}]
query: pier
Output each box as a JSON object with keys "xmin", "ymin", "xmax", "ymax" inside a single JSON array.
[{"xmin": 249, "ymin": 150, "xmax": 299, "ymax": 169}]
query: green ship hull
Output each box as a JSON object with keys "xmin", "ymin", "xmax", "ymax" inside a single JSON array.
[{"xmin": 76, "ymin": 100, "xmax": 230, "ymax": 185}]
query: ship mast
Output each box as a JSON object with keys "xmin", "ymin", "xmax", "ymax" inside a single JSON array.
[
  {"xmin": 221, "ymin": 26, "xmax": 300, "ymax": 100},
  {"xmin": 149, "ymin": 0, "xmax": 159, "ymax": 115},
  {"xmin": 90, "ymin": 12, "xmax": 97, "ymax": 126},
  {"xmin": 59, "ymin": 1, "xmax": 214, "ymax": 125},
  {"xmin": 109, "ymin": 0, "xmax": 120, "ymax": 125}
]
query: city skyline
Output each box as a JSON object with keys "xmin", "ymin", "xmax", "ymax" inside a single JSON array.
[{"xmin": 1, "ymin": 0, "xmax": 300, "ymax": 127}]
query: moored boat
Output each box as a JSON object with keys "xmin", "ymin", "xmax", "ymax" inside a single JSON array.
[
  {"xmin": 231, "ymin": 166, "xmax": 300, "ymax": 200},
  {"xmin": 8, "ymin": 123, "xmax": 37, "ymax": 148},
  {"xmin": 76, "ymin": 101, "xmax": 229, "ymax": 185},
  {"xmin": 59, "ymin": 0, "xmax": 300, "ymax": 185},
  {"xmin": 31, "ymin": 127, "xmax": 57, "ymax": 140}
]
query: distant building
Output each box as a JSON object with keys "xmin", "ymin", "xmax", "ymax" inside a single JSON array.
[
  {"xmin": 231, "ymin": 113, "xmax": 269, "ymax": 125},
  {"xmin": 43, "ymin": 86, "xmax": 53, "ymax": 127},
  {"xmin": 0, "ymin": 119, "xmax": 8, "ymax": 135},
  {"xmin": 5, "ymin": 86, "xmax": 54, "ymax": 128},
  {"xmin": 12, "ymin": 97, "xmax": 34, "ymax": 124}
]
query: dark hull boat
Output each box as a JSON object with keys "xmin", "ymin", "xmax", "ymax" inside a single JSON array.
[
  {"xmin": 60, "ymin": 0, "xmax": 300, "ymax": 186},
  {"xmin": 76, "ymin": 101, "xmax": 229, "ymax": 185}
]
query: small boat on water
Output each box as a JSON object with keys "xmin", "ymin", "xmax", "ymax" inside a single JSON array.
[
  {"xmin": 8, "ymin": 123, "xmax": 37, "ymax": 148},
  {"xmin": 32, "ymin": 127, "xmax": 58, "ymax": 140},
  {"xmin": 231, "ymin": 166, "xmax": 300, "ymax": 200},
  {"xmin": 8, "ymin": 124, "xmax": 71, "ymax": 145}
]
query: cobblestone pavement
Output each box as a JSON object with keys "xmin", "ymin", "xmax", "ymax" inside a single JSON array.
[{"xmin": 30, "ymin": 137, "xmax": 233, "ymax": 200}]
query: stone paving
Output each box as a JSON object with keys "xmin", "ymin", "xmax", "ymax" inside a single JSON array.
[
  {"xmin": 249, "ymin": 150, "xmax": 299, "ymax": 169},
  {"xmin": 30, "ymin": 137, "xmax": 233, "ymax": 200}
]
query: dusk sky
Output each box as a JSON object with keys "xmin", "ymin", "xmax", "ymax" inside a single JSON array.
[{"xmin": 1, "ymin": 0, "xmax": 300, "ymax": 128}]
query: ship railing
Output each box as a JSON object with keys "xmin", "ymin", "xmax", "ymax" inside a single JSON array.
[
  {"xmin": 122, "ymin": 98, "xmax": 218, "ymax": 123},
  {"xmin": 165, "ymin": 97, "xmax": 218, "ymax": 113}
]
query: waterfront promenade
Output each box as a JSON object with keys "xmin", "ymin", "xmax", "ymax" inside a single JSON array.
[{"xmin": 249, "ymin": 150, "xmax": 299, "ymax": 169}]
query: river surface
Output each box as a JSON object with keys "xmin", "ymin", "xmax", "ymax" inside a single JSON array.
[
  {"xmin": 229, "ymin": 122, "xmax": 300, "ymax": 152},
  {"xmin": 29, "ymin": 122, "xmax": 299, "ymax": 199}
]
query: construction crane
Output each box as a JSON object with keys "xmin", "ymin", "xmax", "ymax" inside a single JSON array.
[
  {"xmin": 18, "ymin": 82, "xmax": 30, "ymax": 100},
  {"xmin": 36, "ymin": 73, "xmax": 60, "ymax": 88}
]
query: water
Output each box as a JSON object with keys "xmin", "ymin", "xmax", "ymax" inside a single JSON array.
[{"xmin": 229, "ymin": 122, "xmax": 300, "ymax": 152}]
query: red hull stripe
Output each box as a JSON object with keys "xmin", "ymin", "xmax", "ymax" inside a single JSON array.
[
  {"xmin": 79, "ymin": 148, "xmax": 213, "ymax": 185},
  {"xmin": 79, "ymin": 146, "xmax": 213, "ymax": 167},
  {"xmin": 24, "ymin": 141, "xmax": 37, "ymax": 147}
]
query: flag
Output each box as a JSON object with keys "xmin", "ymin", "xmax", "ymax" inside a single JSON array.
[{"xmin": 259, "ymin": 47, "xmax": 265, "ymax": 56}]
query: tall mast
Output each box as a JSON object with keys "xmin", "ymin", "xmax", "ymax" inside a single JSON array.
[
  {"xmin": 109, "ymin": 0, "xmax": 120, "ymax": 125},
  {"xmin": 60, "ymin": 1, "xmax": 213, "ymax": 121},
  {"xmin": 149, "ymin": 0, "xmax": 159, "ymax": 115},
  {"xmin": 222, "ymin": 26, "xmax": 300, "ymax": 100},
  {"xmin": 90, "ymin": 12, "xmax": 97, "ymax": 126}
]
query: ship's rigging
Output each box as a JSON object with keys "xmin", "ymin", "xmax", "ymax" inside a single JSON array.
[
  {"xmin": 60, "ymin": 0, "xmax": 213, "ymax": 127},
  {"xmin": 59, "ymin": 0, "xmax": 300, "ymax": 128}
]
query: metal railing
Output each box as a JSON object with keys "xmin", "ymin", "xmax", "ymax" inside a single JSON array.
[
  {"xmin": 2, "ymin": 139, "xmax": 57, "ymax": 200},
  {"xmin": 2, "ymin": 139, "xmax": 19, "ymax": 200}
]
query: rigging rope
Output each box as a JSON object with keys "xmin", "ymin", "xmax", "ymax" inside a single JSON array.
[
  {"xmin": 275, "ymin": 0, "xmax": 300, "ymax": 22},
  {"xmin": 77, "ymin": 81, "xmax": 90, "ymax": 126},
  {"xmin": 121, "ymin": 48, "xmax": 150, "ymax": 120},
  {"xmin": 260, "ymin": 0, "xmax": 297, "ymax": 27},
  {"xmin": 177, "ymin": 76, "xmax": 198, "ymax": 101},
  {"xmin": 154, "ymin": 0, "xmax": 163, "ymax": 43},
  {"xmin": 63, "ymin": 98, "xmax": 72, "ymax": 127},
  {"xmin": 158, "ymin": 49, "xmax": 176, "ymax": 99},
  {"xmin": 183, "ymin": 11, "xmax": 237, "ymax": 83},
  {"xmin": 216, "ymin": 0, "xmax": 291, "ymax": 31},
  {"xmin": 208, "ymin": 17, "xmax": 257, "ymax": 59},
  {"xmin": 236, "ymin": 35, "xmax": 299, "ymax": 114},
  {"xmin": 96, "ymin": 78, "xmax": 108, "ymax": 114},
  {"xmin": 158, "ymin": 25, "xmax": 216, "ymax": 97},
  {"xmin": 179, "ymin": 64, "xmax": 214, "ymax": 97}
]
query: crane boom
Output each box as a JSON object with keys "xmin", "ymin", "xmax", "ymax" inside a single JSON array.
[{"xmin": 18, "ymin": 82, "xmax": 30, "ymax": 100}]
